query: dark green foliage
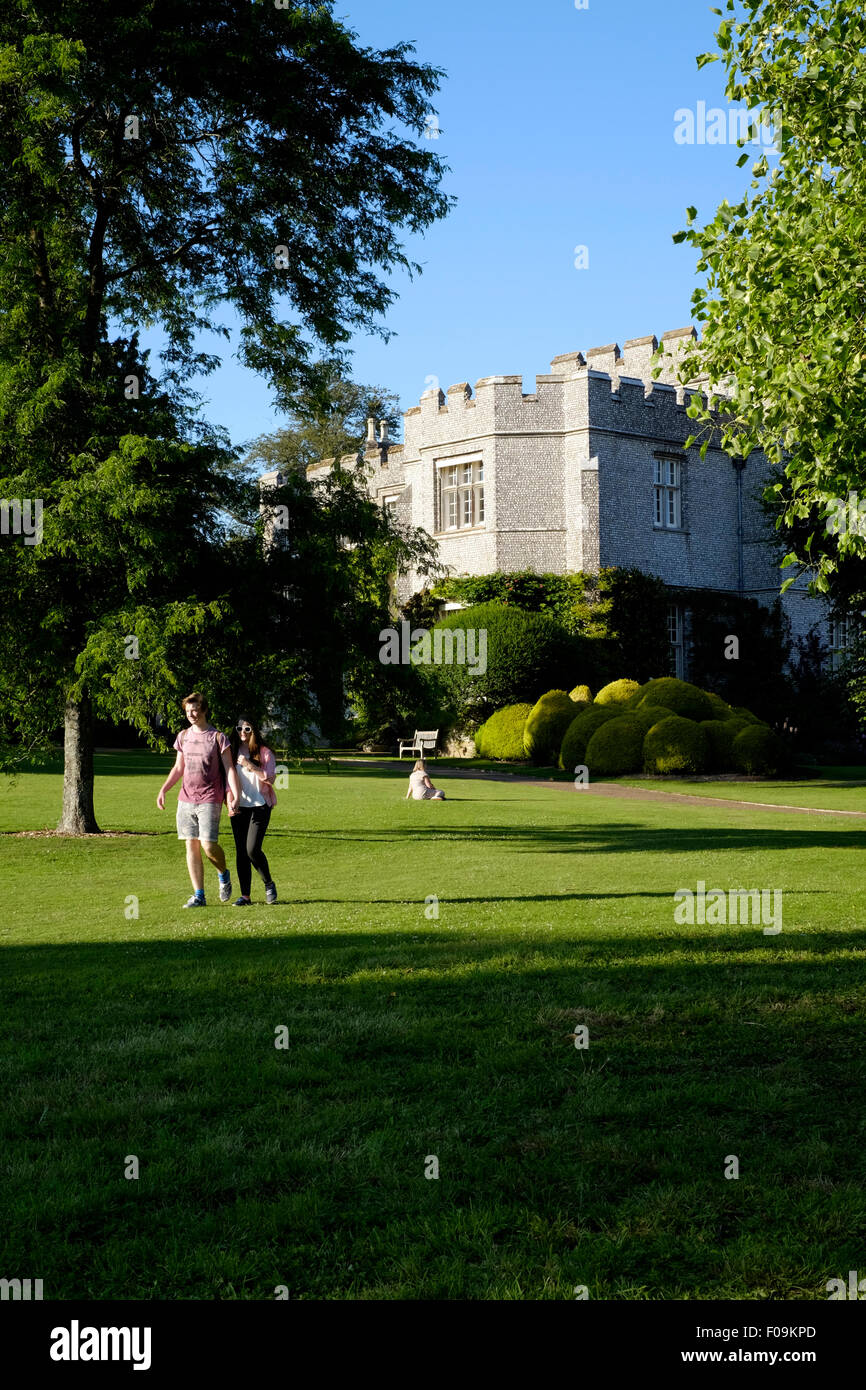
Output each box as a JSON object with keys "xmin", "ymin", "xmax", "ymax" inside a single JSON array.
[
  {"xmin": 730, "ymin": 707, "xmax": 763, "ymax": 725},
  {"xmin": 681, "ymin": 591, "xmax": 792, "ymax": 725},
  {"xmin": 706, "ymin": 691, "xmax": 734, "ymax": 720},
  {"xmin": 523, "ymin": 691, "xmax": 576, "ymax": 765},
  {"xmin": 558, "ymin": 705, "xmax": 619, "ymax": 771},
  {"xmin": 399, "ymin": 588, "xmax": 444, "ymax": 632},
  {"xmin": 432, "ymin": 566, "xmax": 670, "ymax": 680},
  {"xmin": 700, "ymin": 718, "xmax": 748, "ymax": 771},
  {"xmin": 585, "ymin": 715, "xmax": 647, "ymax": 776},
  {"xmin": 733, "ymin": 724, "xmax": 788, "ymax": 777},
  {"xmin": 639, "ymin": 678, "xmax": 714, "ymax": 723},
  {"xmin": 796, "ymin": 627, "xmax": 866, "ymax": 763},
  {"xmin": 473, "ymin": 704, "xmax": 532, "ymax": 761},
  {"xmin": 418, "ymin": 604, "xmax": 582, "ymax": 725},
  {"xmin": 643, "ymin": 715, "xmax": 709, "ymax": 775},
  {"xmin": 0, "ymin": 0, "xmax": 451, "ymax": 826}
]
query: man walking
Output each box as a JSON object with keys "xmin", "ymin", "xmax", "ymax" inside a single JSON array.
[{"xmin": 157, "ymin": 692, "xmax": 241, "ymax": 907}]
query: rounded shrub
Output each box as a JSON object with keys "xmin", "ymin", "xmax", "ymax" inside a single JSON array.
[
  {"xmin": 559, "ymin": 704, "xmax": 619, "ymax": 770},
  {"xmin": 643, "ymin": 714, "xmax": 708, "ymax": 774},
  {"xmin": 629, "ymin": 705, "xmax": 668, "ymax": 737},
  {"xmin": 700, "ymin": 717, "xmax": 749, "ymax": 771},
  {"xmin": 706, "ymin": 691, "xmax": 733, "ymax": 719},
  {"xmin": 474, "ymin": 703, "xmax": 533, "ymax": 761},
  {"xmin": 569, "ymin": 684, "xmax": 593, "ymax": 704},
  {"xmin": 638, "ymin": 677, "xmax": 714, "ymax": 723},
  {"xmin": 732, "ymin": 724, "xmax": 787, "ymax": 776},
  {"xmin": 595, "ymin": 678, "xmax": 640, "ymax": 706},
  {"xmin": 730, "ymin": 706, "xmax": 762, "ymax": 725},
  {"xmin": 524, "ymin": 690, "xmax": 578, "ymax": 764},
  {"xmin": 419, "ymin": 602, "xmax": 582, "ymax": 722},
  {"xmin": 585, "ymin": 715, "xmax": 647, "ymax": 776}
]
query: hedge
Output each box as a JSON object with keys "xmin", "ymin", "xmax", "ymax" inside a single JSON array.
[
  {"xmin": 570, "ymin": 684, "xmax": 593, "ymax": 703},
  {"xmin": 595, "ymin": 678, "xmax": 640, "ymax": 706},
  {"xmin": 638, "ymin": 677, "xmax": 714, "ymax": 723},
  {"xmin": 474, "ymin": 703, "xmax": 533, "ymax": 760},
  {"xmin": 585, "ymin": 714, "xmax": 647, "ymax": 776},
  {"xmin": 643, "ymin": 714, "xmax": 709, "ymax": 774},
  {"xmin": 733, "ymin": 724, "xmax": 787, "ymax": 776},
  {"xmin": 524, "ymin": 690, "xmax": 577, "ymax": 764},
  {"xmin": 559, "ymin": 704, "xmax": 619, "ymax": 770}
]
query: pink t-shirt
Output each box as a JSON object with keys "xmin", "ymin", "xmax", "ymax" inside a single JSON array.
[{"xmin": 173, "ymin": 726, "xmax": 230, "ymax": 805}]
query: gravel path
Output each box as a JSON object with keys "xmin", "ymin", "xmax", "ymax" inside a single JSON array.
[{"xmin": 331, "ymin": 759, "xmax": 866, "ymax": 818}]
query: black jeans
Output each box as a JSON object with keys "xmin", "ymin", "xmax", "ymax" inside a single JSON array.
[{"xmin": 230, "ymin": 805, "xmax": 272, "ymax": 896}]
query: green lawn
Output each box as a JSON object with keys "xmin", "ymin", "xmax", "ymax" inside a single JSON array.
[{"xmin": 1, "ymin": 751, "xmax": 865, "ymax": 1299}]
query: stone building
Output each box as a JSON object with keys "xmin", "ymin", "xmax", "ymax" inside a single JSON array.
[{"xmin": 299, "ymin": 327, "xmax": 844, "ymax": 677}]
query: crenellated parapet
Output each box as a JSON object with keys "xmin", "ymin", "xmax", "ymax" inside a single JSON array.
[{"xmin": 383, "ymin": 327, "xmax": 714, "ymax": 455}]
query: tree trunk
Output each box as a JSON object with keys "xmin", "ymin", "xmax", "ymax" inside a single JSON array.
[{"xmin": 57, "ymin": 695, "xmax": 100, "ymax": 834}]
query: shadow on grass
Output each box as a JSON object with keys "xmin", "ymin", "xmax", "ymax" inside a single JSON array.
[
  {"xmin": 266, "ymin": 822, "xmax": 866, "ymax": 854},
  {"xmin": 3, "ymin": 928, "xmax": 866, "ymax": 1299}
]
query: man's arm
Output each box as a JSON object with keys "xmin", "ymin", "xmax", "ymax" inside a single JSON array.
[
  {"xmin": 222, "ymin": 746, "xmax": 241, "ymax": 806},
  {"xmin": 157, "ymin": 753, "xmax": 183, "ymax": 809}
]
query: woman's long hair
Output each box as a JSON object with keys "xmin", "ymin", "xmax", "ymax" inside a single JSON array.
[{"xmin": 230, "ymin": 716, "xmax": 264, "ymax": 767}]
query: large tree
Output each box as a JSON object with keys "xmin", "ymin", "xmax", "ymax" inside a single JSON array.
[
  {"xmin": 0, "ymin": 0, "xmax": 450, "ymax": 830},
  {"xmin": 672, "ymin": 0, "xmax": 866, "ymax": 599},
  {"xmin": 243, "ymin": 362, "xmax": 402, "ymax": 478}
]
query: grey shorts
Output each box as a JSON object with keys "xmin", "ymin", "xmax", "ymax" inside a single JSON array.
[{"xmin": 176, "ymin": 800, "xmax": 223, "ymax": 842}]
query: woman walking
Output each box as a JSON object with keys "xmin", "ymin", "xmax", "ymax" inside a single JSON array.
[{"xmin": 228, "ymin": 716, "xmax": 278, "ymax": 905}]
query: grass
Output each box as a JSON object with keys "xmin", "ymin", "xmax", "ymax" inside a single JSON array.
[{"xmin": 1, "ymin": 750, "xmax": 865, "ymax": 1300}]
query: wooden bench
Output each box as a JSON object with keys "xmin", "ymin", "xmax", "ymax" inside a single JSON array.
[{"xmin": 398, "ymin": 729, "xmax": 439, "ymax": 759}]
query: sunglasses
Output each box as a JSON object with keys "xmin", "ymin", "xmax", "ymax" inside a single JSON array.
[{"xmin": 236, "ymin": 724, "xmax": 252, "ymax": 734}]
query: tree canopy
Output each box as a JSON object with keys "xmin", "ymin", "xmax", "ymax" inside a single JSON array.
[
  {"xmin": 672, "ymin": 0, "xmax": 866, "ymax": 600},
  {"xmin": 0, "ymin": 0, "xmax": 451, "ymax": 829}
]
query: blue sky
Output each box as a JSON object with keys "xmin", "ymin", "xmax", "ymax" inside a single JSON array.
[{"xmin": 142, "ymin": 0, "xmax": 763, "ymax": 454}]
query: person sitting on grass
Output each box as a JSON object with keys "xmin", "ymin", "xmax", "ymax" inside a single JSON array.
[{"xmin": 405, "ymin": 759, "xmax": 446, "ymax": 801}]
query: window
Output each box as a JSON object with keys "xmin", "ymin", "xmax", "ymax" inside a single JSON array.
[
  {"xmin": 654, "ymin": 458, "xmax": 682, "ymax": 529},
  {"xmin": 829, "ymin": 616, "xmax": 851, "ymax": 672},
  {"xmin": 668, "ymin": 603, "xmax": 684, "ymax": 678},
  {"xmin": 438, "ymin": 461, "xmax": 484, "ymax": 530},
  {"xmin": 382, "ymin": 493, "xmax": 400, "ymax": 516}
]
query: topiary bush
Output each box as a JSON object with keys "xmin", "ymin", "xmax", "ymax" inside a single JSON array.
[
  {"xmin": 732, "ymin": 724, "xmax": 787, "ymax": 776},
  {"xmin": 700, "ymin": 717, "xmax": 749, "ymax": 771},
  {"xmin": 730, "ymin": 706, "xmax": 763, "ymax": 725},
  {"xmin": 569, "ymin": 684, "xmax": 593, "ymax": 703},
  {"xmin": 585, "ymin": 714, "xmax": 647, "ymax": 775},
  {"xmin": 559, "ymin": 704, "xmax": 619, "ymax": 770},
  {"xmin": 418, "ymin": 603, "xmax": 583, "ymax": 723},
  {"xmin": 524, "ymin": 690, "xmax": 578, "ymax": 764},
  {"xmin": 595, "ymin": 678, "xmax": 640, "ymax": 706},
  {"xmin": 643, "ymin": 714, "xmax": 708, "ymax": 774},
  {"xmin": 474, "ymin": 703, "xmax": 533, "ymax": 760},
  {"xmin": 706, "ymin": 690, "xmax": 734, "ymax": 719},
  {"xmin": 638, "ymin": 677, "xmax": 714, "ymax": 723}
]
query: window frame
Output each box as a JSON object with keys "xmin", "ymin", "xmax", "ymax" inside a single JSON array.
[
  {"xmin": 653, "ymin": 456, "xmax": 683, "ymax": 531},
  {"xmin": 436, "ymin": 458, "xmax": 485, "ymax": 533}
]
